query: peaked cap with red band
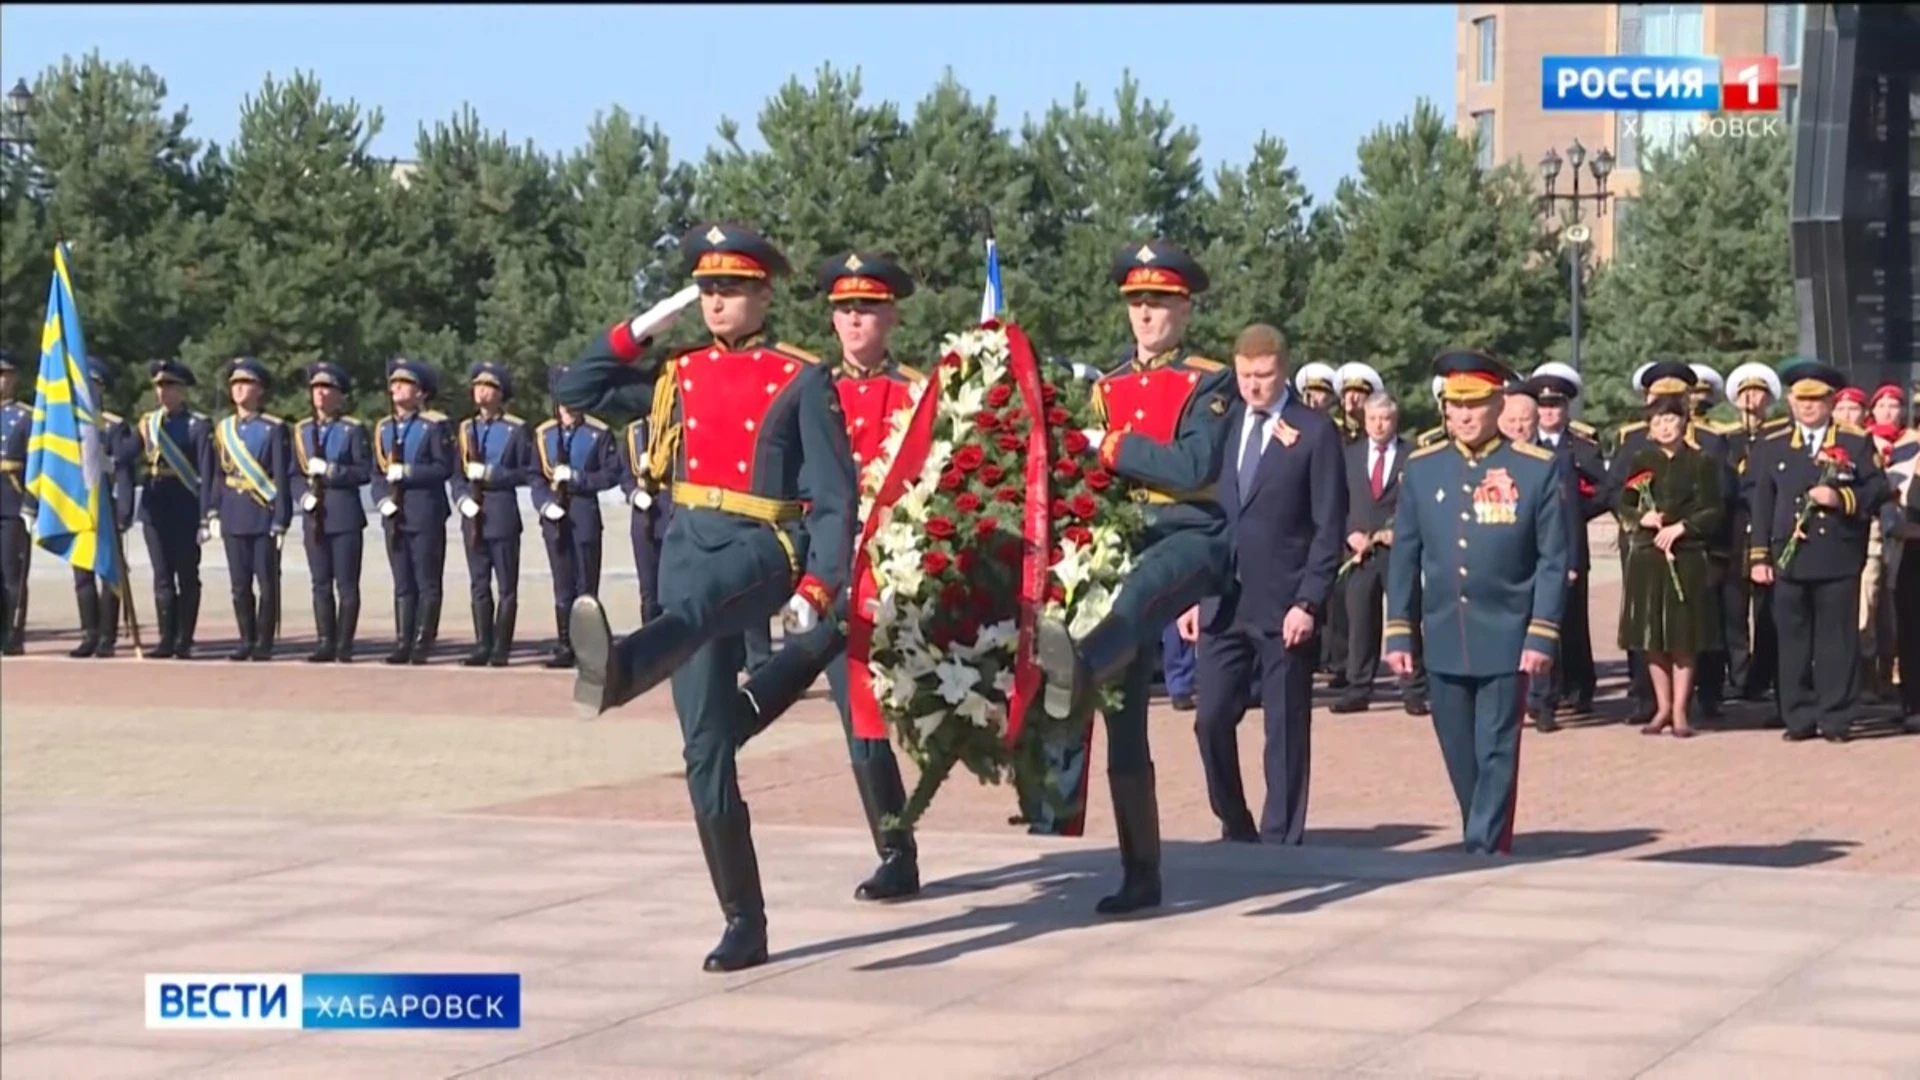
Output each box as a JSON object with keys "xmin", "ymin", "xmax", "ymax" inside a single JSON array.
[
  {"xmin": 1109, "ymin": 240, "xmax": 1211, "ymax": 297},
  {"xmin": 1432, "ymin": 348, "xmax": 1517, "ymax": 404},
  {"xmin": 678, "ymin": 222, "xmax": 792, "ymax": 283},
  {"xmin": 815, "ymin": 250, "xmax": 916, "ymax": 303}
]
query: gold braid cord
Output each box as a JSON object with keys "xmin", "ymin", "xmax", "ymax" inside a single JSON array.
[{"xmin": 645, "ymin": 372, "xmax": 681, "ymax": 484}]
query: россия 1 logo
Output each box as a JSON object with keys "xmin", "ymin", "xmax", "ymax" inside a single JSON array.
[{"xmin": 1542, "ymin": 55, "xmax": 1780, "ymax": 112}]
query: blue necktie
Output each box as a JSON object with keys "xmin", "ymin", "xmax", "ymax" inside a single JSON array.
[{"xmin": 1239, "ymin": 410, "xmax": 1268, "ymax": 504}]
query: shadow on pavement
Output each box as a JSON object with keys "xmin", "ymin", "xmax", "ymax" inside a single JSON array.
[
  {"xmin": 1636, "ymin": 838, "xmax": 1859, "ymax": 869},
  {"xmin": 1301, "ymin": 822, "xmax": 1439, "ymax": 849}
]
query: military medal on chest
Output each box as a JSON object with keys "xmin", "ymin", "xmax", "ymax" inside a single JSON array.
[{"xmin": 1471, "ymin": 466, "xmax": 1519, "ymax": 525}]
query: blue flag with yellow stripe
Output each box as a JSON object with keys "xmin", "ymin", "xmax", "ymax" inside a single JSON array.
[{"xmin": 23, "ymin": 243, "xmax": 119, "ymax": 587}]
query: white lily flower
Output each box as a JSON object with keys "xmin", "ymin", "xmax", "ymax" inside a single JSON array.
[
  {"xmin": 992, "ymin": 666, "xmax": 1016, "ymax": 698},
  {"xmin": 957, "ymin": 690, "xmax": 995, "ymax": 729},
  {"xmin": 912, "ymin": 710, "xmax": 946, "ymax": 742},
  {"xmin": 934, "ymin": 657, "xmax": 980, "ymax": 705}
]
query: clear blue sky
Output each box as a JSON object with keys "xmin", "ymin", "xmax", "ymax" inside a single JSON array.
[{"xmin": 0, "ymin": 4, "xmax": 1456, "ymax": 205}]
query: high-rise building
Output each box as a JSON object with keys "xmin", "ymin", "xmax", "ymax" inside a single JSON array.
[{"xmin": 1455, "ymin": 4, "xmax": 1807, "ymax": 261}]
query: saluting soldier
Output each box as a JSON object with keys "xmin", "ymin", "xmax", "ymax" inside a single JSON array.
[
  {"xmin": 0, "ymin": 350, "xmax": 35, "ymax": 655},
  {"xmin": 67, "ymin": 368, "xmax": 140, "ymax": 658},
  {"xmin": 204, "ymin": 357, "xmax": 292, "ymax": 662},
  {"xmin": 1385, "ymin": 350, "xmax": 1566, "ymax": 856},
  {"xmin": 1747, "ymin": 359, "xmax": 1889, "ymax": 742},
  {"xmin": 617, "ymin": 413, "xmax": 672, "ymax": 625},
  {"xmin": 532, "ymin": 376, "xmax": 621, "ymax": 669},
  {"xmin": 452, "ymin": 361, "xmax": 532, "ymax": 668},
  {"xmin": 290, "ymin": 362, "xmax": 372, "ymax": 663},
  {"xmin": 562, "ymin": 223, "xmax": 857, "ymax": 973},
  {"xmin": 1722, "ymin": 362, "xmax": 1786, "ymax": 703},
  {"xmin": 372, "ymin": 358, "xmax": 454, "ymax": 665},
  {"xmin": 1035, "ymin": 239, "xmax": 1239, "ymax": 915},
  {"xmin": 136, "ymin": 359, "xmax": 212, "ymax": 659},
  {"xmin": 734, "ymin": 250, "xmax": 927, "ymax": 903},
  {"xmin": 1529, "ymin": 362, "xmax": 1609, "ymax": 718}
]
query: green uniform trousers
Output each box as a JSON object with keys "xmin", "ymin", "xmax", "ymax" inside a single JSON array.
[{"xmin": 1428, "ymin": 671, "xmax": 1525, "ymax": 855}]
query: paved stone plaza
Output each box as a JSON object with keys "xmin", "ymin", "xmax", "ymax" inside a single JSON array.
[{"xmin": 3, "ymin": 516, "xmax": 1919, "ymax": 1077}]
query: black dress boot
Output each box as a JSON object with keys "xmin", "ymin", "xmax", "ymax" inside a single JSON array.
[
  {"xmin": 229, "ymin": 597, "xmax": 257, "ymax": 661},
  {"xmin": 571, "ymin": 599, "xmax": 702, "ymax": 717},
  {"xmin": 174, "ymin": 585, "xmax": 200, "ymax": 659},
  {"xmin": 252, "ymin": 584, "xmax": 278, "ymax": 662},
  {"xmin": 96, "ymin": 584, "xmax": 120, "ymax": 658},
  {"xmin": 335, "ymin": 595, "xmax": 359, "ymax": 663},
  {"xmin": 385, "ymin": 597, "xmax": 417, "ymax": 665},
  {"xmin": 149, "ymin": 593, "xmax": 178, "ymax": 659},
  {"xmin": 544, "ymin": 605, "xmax": 576, "ymax": 668},
  {"xmin": 463, "ymin": 596, "xmax": 495, "ymax": 667},
  {"xmin": 69, "ymin": 579, "xmax": 101, "ymax": 658},
  {"xmin": 695, "ymin": 806, "xmax": 770, "ymax": 973},
  {"xmin": 410, "ymin": 597, "xmax": 441, "ymax": 665},
  {"xmin": 308, "ymin": 596, "xmax": 338, "ymax": 663},
  {"xmin": 1096, "ymin": 767, "xmax": 1163, "ymax": 916},
  {"xmin": 489, "ymin": 597, "xmax": 516, "ymax": 667},
  {"xmin": 851, "ymin": 757, "xmax": 920, "ymax": 901}
]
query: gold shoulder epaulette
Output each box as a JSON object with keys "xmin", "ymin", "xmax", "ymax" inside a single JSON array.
[
  {"xmin": 339, "ymin": 415, "xmax": 363, "ymax": 426},
  {"xmin": 191, "ymin": 411, "xmax": 210, "ymax": 422},
  {"xmin": 535, "ymin": 417, "xmax": 556, "ymax": 433},
  {"xmin": 1615, "ymin": 420, "xmax": 1647, "ymax": 436},
  {"xmin": 584, "ymin": 415, "xmax": 609, "ymax": 430},
  {"xmin": 774, "ymin": 341, "xmax": 821, "ymax": 365},
  {"xmin": 1409, "ymin": 440, "xmax": 1450, "ymax": 461},
  {"xmin": 1837, "ymin": 421, "xmax": 1867, "ymax": 437},
  {"xmin": 1510, "ymin": 440, "xmax": 1554, "ymax": 461},
  {"xmin": 260, "ymin": 413, "xmax": 284, "ymax": 426},
  {"xmin": 1183, "ymin": 355, "xmax": 1226, "ymax": 372},
  {"xmin": 1762, "ymin": 424, "xmax": 1793, "ymax": 441},
  {"xmin": 1569, "ymin": 420, "xmax": 1597, "ymax": 439},
  {"xmin": 422, "ymin": 409, "xmax": 448, "ymax": 422},
  {"xmin": 1762, "ymin": 415, "xmax": 1791, "ymax": 430},
  {"xmin": 502, "ymin": 413, "xmax": 524, "ymax": 426},
  {"xmin": 1417, "ymin": 428, "xmax": 1447, "ymax": 447},
  {"xmin": 897, "ymin": 363, "xmax": 927, "ymax": 383}
]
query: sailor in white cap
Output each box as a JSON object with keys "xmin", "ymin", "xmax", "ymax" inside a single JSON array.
[
  {"xmin": 1333, "ymin": 362, "xmax": 1383, "ymax": 444},
  {"xmin": 1720, "ymin": 361, "xmax": 1787, "ymax": 705}
]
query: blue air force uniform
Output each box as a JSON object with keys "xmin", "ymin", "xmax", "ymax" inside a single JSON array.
[
  {"xmin": 0, "ymin": 349, "xmax": 35, "ymax": 655},
  {"xmin": 204, "ymin": 357, "xmax": 293, "ymax": 662},
  {"xmin": 532, "ymin": 387, "xmax": 620, "ymax": 668},
  {"xmin": 618, "ymin": 416, "xmax": 672, "ymax": 624},
  {"xmin": 1035, "ymin": 240, "xmax": 1236, "ymax": 917},
  {"xmin": 67, "ymin": 369, "xmax": 141, "ymax": 658},
  {"xmin": 290, "ymin": 362, "xmax": 372, "ymax": 663},
  {"xmin": 372, "ymin": 358, "xmax": 454, "ymax": 665},
  {"xmin": 1385, "ymin": 351, "xmax": 1567, "ymax": 857},
  {"xmin": 558, "ymin": 223, "xmax": 857, "ymax": 974},
  {"xmin": 137, "ymin": 359, "xmax": 213, "ymax": 658},
  {"xmin": 452, "ymin": 361, "xmax": 532, "ymax": 668}
]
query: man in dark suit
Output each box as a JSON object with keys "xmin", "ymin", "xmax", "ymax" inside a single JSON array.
[
  {"xmin": 1330, "ymin": 391, "xmax": 1418, "ymax": 714},
  {"xmin": 1184, "ymin": 323, "xmax": 1348, "ymax": 845}
]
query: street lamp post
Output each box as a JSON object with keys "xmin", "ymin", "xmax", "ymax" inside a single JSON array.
[
  {"xmin": 1536, "ymin": 139, "xmax": 1615, "ymax": 377},
  {"xmin": 0, "ymin": 78, "xmax": 33, "ymax": 150}
]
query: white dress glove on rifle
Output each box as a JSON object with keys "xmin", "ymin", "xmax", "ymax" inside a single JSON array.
[
  {"xmin": 628, "ymin": 284, "xmax": 701, "ymax": 345},
  {"xmin": 305, "ymin": 458, "xmax": 328, "ymax": 478},
  {"xmin": 300, "ymin": 493, "xmax": 319, "ymax": 513},
  {"xmin": 385, "ymin": 464, "xmax": 405, "ymax": 482},
  {"xmin": 464, "ymin": 462, "xmax": 485, "ymax": 481},
  {"xmin": 458, "ymin": 497, "xmax": 480, "ymax": 518},
  {"xmin": 204, "ymin": 515, "xmax": 221, "ymax": 541},
  {"xmin": 1080, "ymin": 428, "xmax": 1107, "ymax": 454},
  {"xmin": 378, "ymin": 499, "xmax": 398, "ymax": 518},
  {"xmin": 551, "ymin": 464, "xmax": 573, "ymax": 485},
  {"xmin": 541, "ymin": 503, "xmax": 565, "ymax": 521},
  {"xmin": 631, "ymin": 489, "xmax": 653, "ymax": 511},
  {"xmin": 782, "ymin": 593, "xmax": 820, "ymax": 634}
]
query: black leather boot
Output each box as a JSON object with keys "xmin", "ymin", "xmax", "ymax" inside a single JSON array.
[
  {"xmin": 2, "ymin": 578, "xmax": 26, "ymax": 655},
  {"xmin": 174, "ymin": 585, "xmax": 199, "ymax": 659},
  {"xmin": 69, "ymin": 578, "xmax": 101, "ymax": 658},
  {"xmin": 229, "ymin": 597, "xmax": 257, "ymax": 661},
  {"xmin": 308, "ymin": 595, "xmax": 338, "ymax": 663},
  {"xmin": 96, "ymin": 583, "xmax": 120, "ymax": 658},
  {"xmin": 149, "ymin": 592, "xmax": 178, "ymax": 659},
  {"xmin": 410, "ymin": 597, "xmax": 440, "ymax": 665},
  {"xmin": 489, "ymin": 596, "xmax": 516, "ymax": 667},
  {"xmin": 851, "ymin": 757, "xmax": 920, "ymax": 902},
  {"xmin": 1096, "ymin": 767, "xmax": 1163, "ymax": 916},
  {"xmin": 252, "ymin": 583, "xmax": 278, "ymax": 662},
  {"xmin": 571, "ymin": 600, "xmax": 702, "ymax": 717},
  {"xmin": 385, "ymin": 597, "xmax": 417, "ymax": 665},
  {"xmin": 544, "ymin": 605, "xmax": 575, "ymax": 668},
  {"xmin": 694, "ymin": 807, "xmax": 769, "ymax": 973},
  {"xmin": 463, "ymin": 596, "xmax": 495, "ymax": 667},
  {"xmin": 335, "ymin": 595, "xmax": 359, "ymax": 663}
]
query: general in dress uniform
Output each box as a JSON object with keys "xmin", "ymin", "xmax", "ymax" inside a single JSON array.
[
  {"xmin": 0, "ymin": 350, "xmax": 35, "ymax": 655},
  {"xmin": 452, "ymin": 361, "xmax": 532, "ymax": 668},
  {"xmin": 1746, "ymin": 360, "xmax": 1889, "ymax": 742},
  {"xmin": 532, "ymin": 381, "xmax": 620, "ymax": 669},
  {"xmin": 136, "ymin": 359, "xmax": 212, "ymax": 659},
  {"xmin": 1384, "ymin": 351, "xmax": 1566, "ymax": 856},
  {"xmin": 735, "ymin": 250, "xmax": 926, "ymax": 902},
  {"xmin": 372, "ymin": 358, "xmax": 454, "ymax": 665},
  {"xmin": 1721, "ymin": 362, "xmax": 1786, "ymax": 703},
  {"xmin": 291, "ymin": 362, "xmax": 372, "ymax": 663},
  {"xmin": 204, "ymin": 357, "xmax": 292, "ymax": 662},
  {"xmin": 66, "ymin": 368, "xmax": 139, "ymax": 658},
  {"xmin": 1527, "ymin": 362, "xmax": 1609, "ymax": 720},
  {"xmin": 560, "ymin": 223, "xmax": 857, "ymax": 973},
  {"xmin": 618, "ymin": 414, "xmax": 672, "ymax": 625},
  {"xmin": 1035, "ymin": 239, "xmax": 1237, "ymax": 914}
]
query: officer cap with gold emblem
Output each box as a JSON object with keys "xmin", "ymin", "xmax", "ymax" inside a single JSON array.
[
  {"xmin": 1528, "ymin": 361, "xmax": 1582, "ymax": 403},
  {"xmin": 468, "ymin": 360, "xmax": 513, "ymax": 400},
  {"xmin": 305, "ymin": 361, "xmax": 352, "ymax": 394},
  {"xmin": 147, "ymin": 358, "xmax": 196, "ymax": 387},
  {"xmin": 1637, "ymin": 359, "xmax": 1698, "ymax": 397},
  {"xmin": 1432, "ymin": 349, "xmax": 1518, "ymax": 404},
  {"xmin": 1726, "ymin": 361, "xmax": 1781, "ymax": 400},
  {"xmin": 386, "ymin": 356, "xmax": 440, "ymax": 398},
  {"xmin": 815, "ymin": 251, "xmax": 915, "ymax": 304},
  {"xmin": 225, "ymin": 356, "xmax": 271, "ymax": 389},
  {"xmin": 1109, "ymin": 240, "xmax": 1210, "ymax": 297},
  {"xmin": 1335, "ymin": 361, "xmax": 1384, "ymax": 396},
  {"xmin": 679, "ymin": 222, "xmax": 791, "ymax": 284},
  {"xmin": 1778, "ymin": 358, "xmax": 1845, "ymax": 401},
  {"xmin": 1294, "ymin": 361, "xmax": 1338, "ymax": 396},
  {"xmin": 1690, "ymin": 363, "xmax": 1724, "ymax": 402}
]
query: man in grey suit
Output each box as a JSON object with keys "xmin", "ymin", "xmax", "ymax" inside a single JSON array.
[{"xmin": 1331, "ymin": 393, "xmax": 1426, "ymax": 714}]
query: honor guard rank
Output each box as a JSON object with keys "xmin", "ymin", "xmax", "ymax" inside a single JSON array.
[{"xmin": 816, "ymin": 251, "xmax": 925, "ymax": 478}]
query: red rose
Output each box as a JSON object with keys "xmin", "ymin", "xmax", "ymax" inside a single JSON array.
[
  {"xmin": 1041, "ymin": 383, "xmax": 1058, "ymax": 405},
  {"xmin": 1047, "ymin": 406, "xmax": 1071, "ymax": 427},
  {"xmin": 938, "ymin": 469, "xmax": 964, "ymax": 492},
  {"xmin": 1063, "ymin": 430, "xmax": 1089, "ymax": 455},
  {"xmin": 996, "ymin": 432, "xmax": 1023, "ymax": 452},
  {"xmin": 1070, "ymin": 494, "xmax": 1097, "ymax": 520},
  {"xmin": 953, "ymin": 446, "xmax": 986, "ymax": 473},
  {"xmin": 994, "ymin": 487, "xmax": 1021, "ymax": 504},
  {"xmin": 1050, "ymin": 546, "xmax": 1065, "ymax": 566},
  {"xmin": 940, "ymin": 582, "xmax": 969, "ymax": 610},
  {"xmin": 980, "ymin": 463, "xmax": 1006, "ymax": 486},
  {"xmin": 1047, "ymin": 582, "xmax": 1067, "ymax": 604},
  {"xmin": 1004, "ymin": 406, "xmax": 1025, "ymax": 424},
  {"xmin": 956, "ymin": 550, "xmax": 976, "ymax": 574},
  {"xmin": 975, "ymin": 516, "xmax": 1000, "ymax": 539},
  {"xmin": 1064, "ymin": 525, "xmax": 1093, "ymax": 547},
  {"xmin": 1052, "ymin": 497, "xmax": 1070, "ymax": 518},
  {"xmin": 1054, "ymin": 457, "xmax": 1080, "ymax": 480},
  {"xmin": 986, "ymin": 384, "xmax": 1013, "ymax": 408},
  {"xmin": 922, "ymin": 551, "xmax": 950, "ymax": 575},
  {"xmin": 940, "ymin": 353, "xmax": 962, "ymax": 370},
  {"xmin": 954, "ymin": 492, "xmax": 982, "ymax": 514},
  {"xmin": 1822, "ymin": 446, "xmax": 1851, "ymax": 466},
  {"xmin": 926, "ymin": 515, "xmax": 957, "ymax": 540},
  {"xmin": 1084, "ymin": 469, "xmax": 1112, "ymax": 492},
  {"xmin": 974, "ymin": 410, "xmax": 1000, "ymax": 431}
]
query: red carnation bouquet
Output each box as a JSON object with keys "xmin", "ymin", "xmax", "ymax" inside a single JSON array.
[
  {"xmin": 1625, "ymin": 465, "xmax": 1685, "ymax": 601},
  {"xmin": 1779, "ymin": 445, "xmax": 1850, "ymax": 571}
]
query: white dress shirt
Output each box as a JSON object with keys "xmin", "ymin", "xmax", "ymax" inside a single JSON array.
[
  {"xmin": 1367, "ymin": 439, "xmax": 1397, "ymax": 490},
  {"xmin": 1238, "ymin": 388, "xmax": 1288, "ymax": 466},
  {"xmin": 1800, "ymin": 425, "xmax": 1828, "ymax": 457}
]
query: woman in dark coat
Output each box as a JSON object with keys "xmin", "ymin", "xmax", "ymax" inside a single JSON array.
[{"xmin": 1617, "ymin": 394, "xmax": 1723, "ymax": 737}]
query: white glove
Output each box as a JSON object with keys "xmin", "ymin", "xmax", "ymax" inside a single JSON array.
[
  {"xmin": 1070, "ymin": 362, "xmax": 1102, "ymax": 382},
  {"xmin": 300, "ymin": 493, "xmax": 319, "ymax": 513},
  {"xmin": 378, "ymin": 498, "xmax": 398, "ymax": 518},
  {"xmin": 195, "ymin": 524, "xmax": 208, "ymax": 546},
  {"xmin": 272, "ymin": 529, "xmax": 285, "ymax": 552},
  {"xmin": 1080, "ymin": 428, "xmax": 1107, "ymax": 454},
  {"xmin": 551, "ymin": 464, "xmax": 573, "ymax": 484},
  {"xmin": 459, "ymin": 496, "xmax": 480, "ymax": 519},
  {"xmin": 385, "ymin": 463, "xmax": 405, "ymax": 483},
  {"xmin": 205, "ymin": 516, "xmax": 222, "ymax": 541},
  {"xmin": 628, "ymin": 284, "xmax": 701, "ymax": 344},
  {"xmin": 631, "ymin": 489, "xmax": 653, "ymax": 511},
  {"xmin": 541, "ymin": 503, "xmax": 565, "ymax": 521},
  {"xmin": 782, "ymin": 594, "xmax": 820, "ymax": 634},
  {"xmin": 464, "ymin": 462, "xmax": 485, "ymax": 481},
  {"xmin": 305, "ymin": 458, "xmax": 328, "ymax": 478},
  {"xmin": 21, "ymin": 509, "xmax": 36, "ymax": 533}
]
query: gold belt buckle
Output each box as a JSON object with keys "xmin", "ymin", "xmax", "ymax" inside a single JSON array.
[
  {"xmin": 705, "ymin": 487, "xmax": 724, "ymax": 508},
  {"xmin": 1130, "ymin": 489, "xmax": 1150, "ymax": 504}
]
